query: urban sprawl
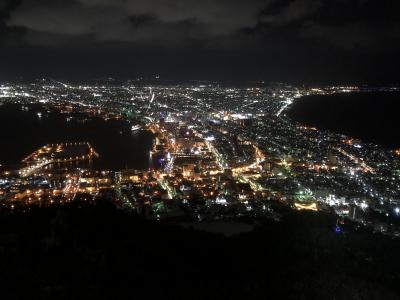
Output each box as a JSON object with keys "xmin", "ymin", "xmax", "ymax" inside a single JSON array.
[{"xmin": 1, "ymin": 81, "xmax": 400, "ymax": 236}]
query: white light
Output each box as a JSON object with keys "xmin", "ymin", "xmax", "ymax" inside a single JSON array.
[
  {"xmin": 216, "ymin": 196, "xmax": 227, "ymax": 205},
  {"xmin": 205, "ymin": 136, "xmax": 215, "ymax": 141}
]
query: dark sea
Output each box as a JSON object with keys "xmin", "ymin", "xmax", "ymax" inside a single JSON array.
[
  {"xmin": 0, "ymin": 103, "xmax": 153, "ymax": 170},
  {"xmin": 287, "ymin": 91, "xmax": 400, "ymax": 149}
]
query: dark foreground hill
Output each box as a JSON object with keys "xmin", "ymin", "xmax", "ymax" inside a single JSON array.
[{"xmin": 0, "ymin": 202, "xmax": 399, "ymax": 299}]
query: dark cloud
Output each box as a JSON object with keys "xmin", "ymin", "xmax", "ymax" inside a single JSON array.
[
  {"xmin": 3, "ymin": 0, "xmax": 267, "ymax": 43},
  {"xmin": 261, "ymin": 0, "xmax": 323, "ymax": 26},
  {"xmin": 0, "ymin": 0, "xmax": 400, "ymax": 83}
]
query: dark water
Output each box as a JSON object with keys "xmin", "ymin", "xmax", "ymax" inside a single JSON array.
[
  {"xmin": 0, "ymin": 104, "xmax": 153, "ymax": 170},
  {"xmin": 287, "ymin": 91, "xmax": 400, "ymax": 149}
]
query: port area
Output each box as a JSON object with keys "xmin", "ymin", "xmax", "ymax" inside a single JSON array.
[{"xmin": 19, "ymin": 142, "xmax": 98, "ymax": 177}]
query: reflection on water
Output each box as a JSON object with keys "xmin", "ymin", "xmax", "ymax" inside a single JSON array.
[{"xmin": 0, "ymin": 104, "xmax": 154, "ymax": 170}]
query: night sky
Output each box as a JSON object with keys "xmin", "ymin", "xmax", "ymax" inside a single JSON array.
[{"xmin": 1, "ymin": 0, "xmax": 399, "ymax": 83}]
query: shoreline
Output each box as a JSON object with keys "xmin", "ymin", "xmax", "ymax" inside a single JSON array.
[{"xmin": 286, "ymin": 91, "xmax": 400, "ymax": 150}]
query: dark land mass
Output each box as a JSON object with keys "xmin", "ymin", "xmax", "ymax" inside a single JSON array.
[
  {"xmin": 0, "ymin": 201, "xmax": 400, "ymax": 299},
  {"xmin": 287, "ymin": 92, "xmax": 400, "ymax": 149}
]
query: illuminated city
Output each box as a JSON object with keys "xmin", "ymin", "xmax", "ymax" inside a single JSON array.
[
  {"xmin": 2, "ymin": 0, "xmax": 400, "ymax": 298},
  {"xmin": 1, "ymin": 81, "xmax": 400, "ymax": 236}
]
